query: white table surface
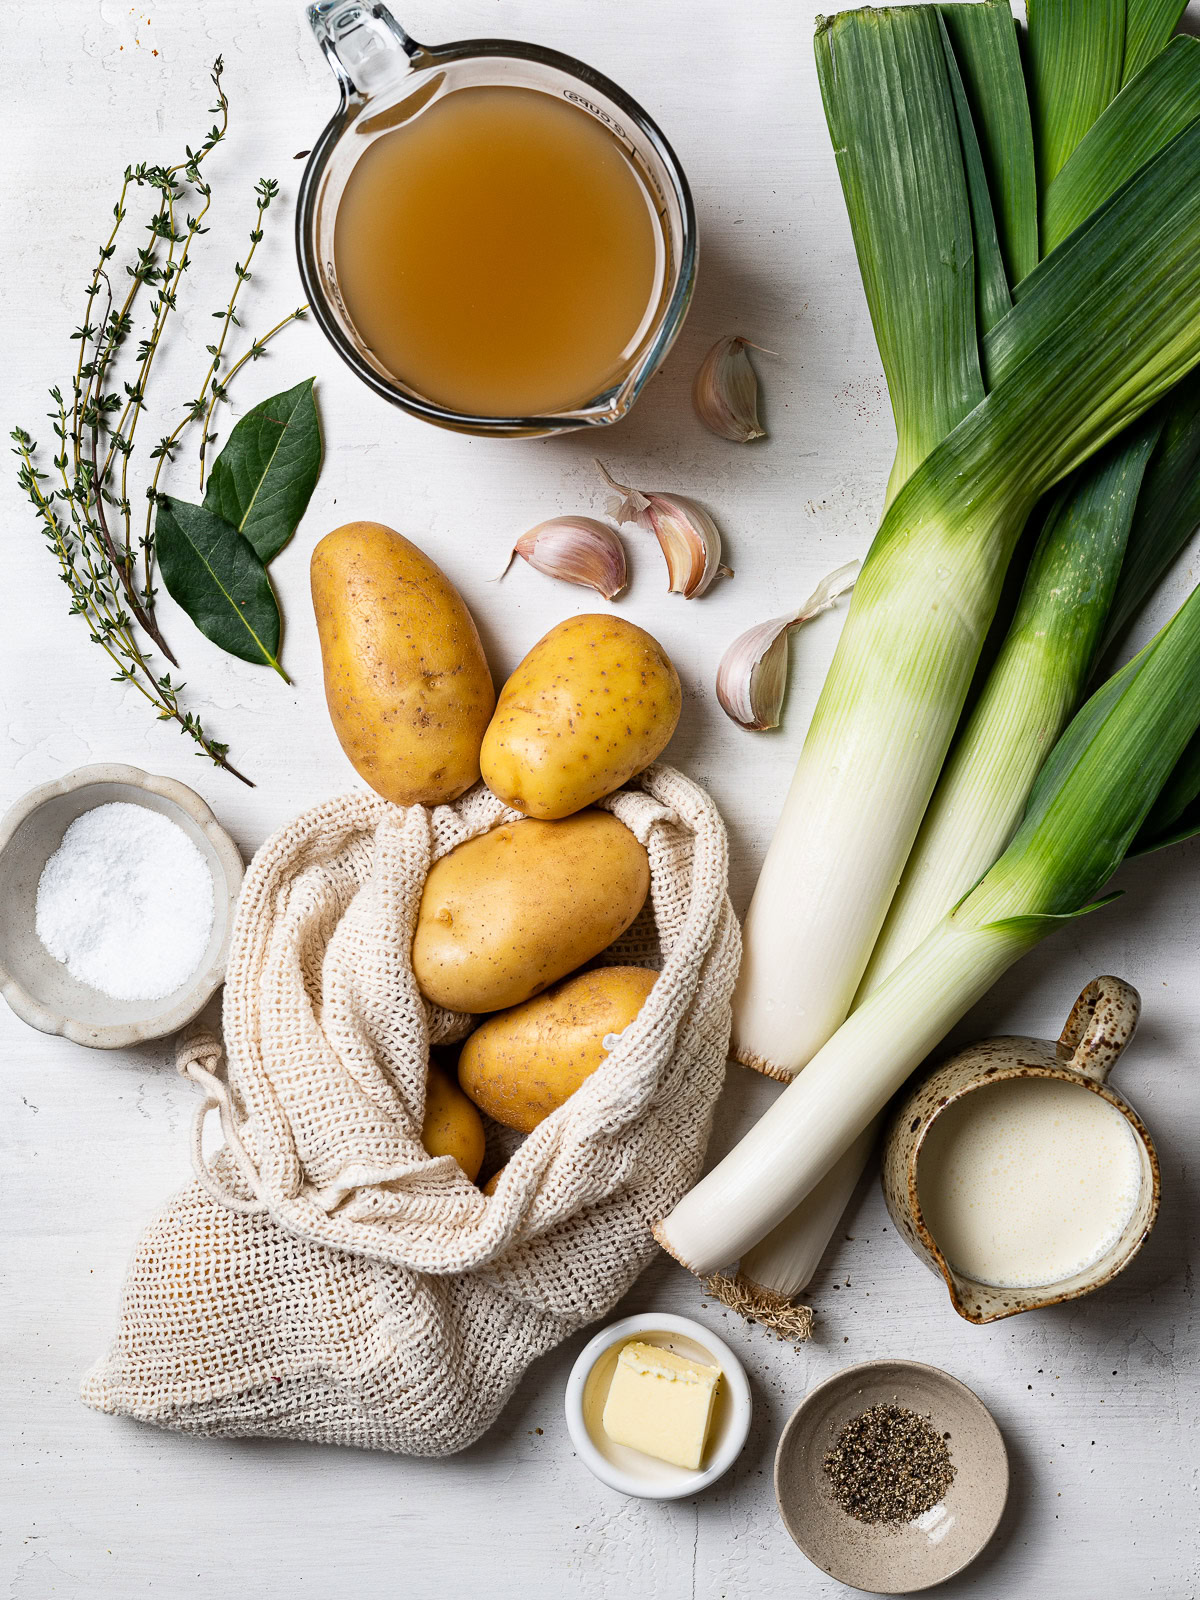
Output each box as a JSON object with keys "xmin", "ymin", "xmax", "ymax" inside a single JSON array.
[{"xmin": 4, "ymin": 2, "xmax": 1198, "ymax": 1595}]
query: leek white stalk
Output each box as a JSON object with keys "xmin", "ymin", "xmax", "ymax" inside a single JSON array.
[
  {"xmin": 660, "ymin": 580, "xmax": 1200, "ymax": 1276},
  {"xmin": 704, "ymin": 1121, "xmax": 879, "ymax": 1337},
  {"xmin": 665, "ymin": 914, "xmax": 1041, "ymax": 1273}
]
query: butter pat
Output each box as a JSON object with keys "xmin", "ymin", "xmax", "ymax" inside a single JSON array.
[{"xmin": 601, "ymin": 1340, "xmax": 721, "ymax": 1469}]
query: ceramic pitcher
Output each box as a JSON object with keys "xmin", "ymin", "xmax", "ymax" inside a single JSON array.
[{"xmin": 882, "ymin": 976, "xmax": 1160, "ymax": 1325}]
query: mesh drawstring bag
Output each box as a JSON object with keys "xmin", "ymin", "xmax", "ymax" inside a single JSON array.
[{"xmin": 83, "ymin": 765, "xmax": 738, "ymax": 1456}]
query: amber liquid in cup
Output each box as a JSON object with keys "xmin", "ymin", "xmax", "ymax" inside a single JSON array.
[{"xmin": 332, "ymin": 84, "xmax": 667, "ymax": 418}]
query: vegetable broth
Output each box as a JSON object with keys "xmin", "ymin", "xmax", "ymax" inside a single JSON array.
[
  {"xmin": 333, "ymin": 85, "xmax": 665, "ymax": 417},
  {"xmin": 917, "ymin": 1078, "xmax": 1142, "ymax": 1289}
]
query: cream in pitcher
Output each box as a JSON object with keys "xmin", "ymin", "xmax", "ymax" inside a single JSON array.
[{"xmin": 916, "ymin": 1077, "xmax": 1143, "ymax": 1290}]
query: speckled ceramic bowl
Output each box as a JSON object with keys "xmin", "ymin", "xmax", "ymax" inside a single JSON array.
[
  {"xmin": 775, "ymin": 1359, "xmax": 1008, "ymax": 1594},
  {"xmin": 881, "ymin": 977, "xmax": 1160, "ymax": 1325},
  {"xmin": 0, "ymin": 764, "xmax": 243, "ymax": 1049}
]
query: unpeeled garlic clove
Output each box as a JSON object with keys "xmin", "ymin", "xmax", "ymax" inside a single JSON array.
[
  {"xmin": 502, "ymin": 517, "xmax": 628, "ymax": 600},
  {"xmin": 596, "ymin": 461, "xmax": 732, "ymax": 599},
  {"xmin": 693, "ymin": 336, "xmax": 767, "ymax": 442},
  {"xmin": 716, "ymin": 561, "xmax": 860, "ymax": 730}
]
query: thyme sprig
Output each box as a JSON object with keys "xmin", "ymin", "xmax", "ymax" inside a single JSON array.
[
  {"xmin": 13, "ymin": 416, "xmax": 252, "ymax": 786},
  {"xmin": 75, "ymin": 60, "xmax": 231, "ymax": 659},
  {"xmin": 15, "ymin": 58, "xmax": 310, "ymax": 785}
]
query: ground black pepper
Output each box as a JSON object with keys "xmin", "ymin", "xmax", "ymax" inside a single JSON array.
[{"xmin": 823, "ymin": 1403, "xmax": 955, "ymax": 1524}]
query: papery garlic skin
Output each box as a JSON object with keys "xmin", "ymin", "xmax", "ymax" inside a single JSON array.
[
  {"xmin": 717, "ymin": 616, "xmax": 795, "ymax": 729},
  {"xmin": 693, "ymin": 336, "xmax": 766, "ymax": 442},
  {"xmin": 508, "ymin": 517, "xmax": 627, "ymax": 599},
  {"xmin": 716, "ymin": 561, "xmax": 860, "ymax": 730},
  {"xmin": 597, "ymin": 462, "xmax": 733, "ymax": 599}
]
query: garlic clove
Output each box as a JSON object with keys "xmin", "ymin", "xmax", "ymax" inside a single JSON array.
[
  {"xmin": 503, "ymin": 517, "xmax": 628, "ymax": 600},
  {"xmin": 715, "ymin": 615, "xmax": 795, "ymax": 730},
  {"xmin": 716, "ymin": 561, "xmax": 860, "ymax": 730},
  {"xmin": 693, "ymin": 336, "xmax": 767, "ymax": 443},
  {"xmin": 596, "ymin": 461, "xmax": 733, "ymax": 599}
]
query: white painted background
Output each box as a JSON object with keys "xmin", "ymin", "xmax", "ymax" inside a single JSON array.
[{"xmin": 3, "ymin": 2, "xmax": 1198, "ymax": 1595}]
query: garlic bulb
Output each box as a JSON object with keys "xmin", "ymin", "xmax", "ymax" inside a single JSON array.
[
  {"xmin": 716, "ymin": 561, "xmax": 859, "ymax": 729},
  {"xmin": 693, "ymin": 336, "xmax": 767, "ymax": 442},
  {"xmin": 502, "ymin": 517, "xmax": 627, "ymax": 599},
  {"xmin": 596, "ymin": 461, "xmax": 732, "ymax": 598}
]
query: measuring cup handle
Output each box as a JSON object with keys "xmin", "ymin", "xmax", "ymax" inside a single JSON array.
[
  {"xmin": 1056, "ymin": 975, "xmax": 1141, "ymax": 1082},
  {"xmin": 308, "ymin": 1, "xmax": 422, "ymax": 97}
]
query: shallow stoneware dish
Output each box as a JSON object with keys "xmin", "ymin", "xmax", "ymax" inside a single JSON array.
[
  {"xmin": 564, "ymin": 1312, "xmax": 752, "ymax": 1500},
  {"xmin": 0, "ymin": 764, "xmax": 243, "ymax": 1049},
  {"xmin": 775, "ymin": 1358, "xmax": 1008, "ymax": 1594}
]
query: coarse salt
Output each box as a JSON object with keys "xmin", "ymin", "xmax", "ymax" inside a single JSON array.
[{"xmin": 35, "ymin": 801, "xmax": 215, "ymax": 1002}]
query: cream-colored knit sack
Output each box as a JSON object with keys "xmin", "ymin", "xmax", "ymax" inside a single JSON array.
[{"xmin": 83, "ymin": 765, "xmax": 738, "ymax": 1456}]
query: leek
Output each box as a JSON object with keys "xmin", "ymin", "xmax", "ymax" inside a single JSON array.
[
  {"xmin": 1043, "ymin": 36, "xmax": 1200, "ymax": 254},
  {"xmin": 1102, "ymin": 372, "xmax": 1200, "ymax": 648},
  {"xmin": 732, "ymin": 69, "xmax": 1200, "ymax": 1082},
  {"xmin": 721, "ymin": 1121, "xmax": 879, "ymax": 1325},
  {"xmin": 659, "ymin": 582, "xmax": 1200, "ymax": 1276},
  {"xmin": 1135, "ymin": 732, "xmax": 1200, "ymax": 853},
  {"xmin": 815, "ymin": 7, "xmax": 984, "ymax": 509},
  {"xmin": 717, "ymin": 4, "xmax": 1200, "ymax": 1317},
  {"xmin": 1123, "ymin": 0, "xmax": 1190, "ymax": 85},
  {"xmin": 939, "ymin": 13, "xmax": 1011, "ymax": 334},
  {"xmin": 730, "ymin": 379, "xmax": 1200, "ymax": 1315},
  {"xmin": 938, "ymin": 0, "xmax": 1038, "ymax": 286},
  {"xmin": 858, "ymin": 418, "xmax": 1160, "ymax": 994},
  {"xmin": 1024, "ymin": 0, "xmax": 1125, "ymax": 193}
]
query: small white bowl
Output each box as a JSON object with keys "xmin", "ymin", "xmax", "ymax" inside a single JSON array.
[
  {"xmin": 564, "ymin": 1312, "xmax": 752, "ymax": 1499},
  {"xmin": 0, "ymin": 764, "xmax": 243, "ymax": 1049}
]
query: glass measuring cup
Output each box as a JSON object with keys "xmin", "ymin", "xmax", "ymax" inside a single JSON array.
[{"xmin": 297, "ymin": 1, "xmax": 697, "ymax": 436}]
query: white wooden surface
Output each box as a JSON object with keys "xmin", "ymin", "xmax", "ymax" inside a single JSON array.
[{"xmin": 3, "ymin": 2, "xmax": 1198, "ymax": 1595}]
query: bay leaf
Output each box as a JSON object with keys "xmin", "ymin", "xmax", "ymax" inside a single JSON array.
[
  {"xmin": 203, "ymin": 377, "xmax": 321, "ymax": 563},
  {"xmin": 155, "ymin": 495, "xmax": 287, "ymax": 678}
]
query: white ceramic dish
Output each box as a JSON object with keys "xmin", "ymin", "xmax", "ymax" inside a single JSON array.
[
  {"xmin": 0, "ymin": 764, "xmax": 244, "ymax": 1049},
  {"xmin": 564, "ymin": 1312, "xmax": 752, "ymax": 1499}
]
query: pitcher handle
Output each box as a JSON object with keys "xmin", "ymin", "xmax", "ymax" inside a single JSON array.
[
  {"xmin": 308, "ymin": 1, "xmax": 423, "ymax": 97},
  {"xmin": 1056, "ymin": 975, "xmax": 1141, "ymax": 1083}
]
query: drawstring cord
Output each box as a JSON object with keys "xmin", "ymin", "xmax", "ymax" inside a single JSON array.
[{"xmin": 178, "ymin": 1031, "xmax": 269, "ymax": 1217}]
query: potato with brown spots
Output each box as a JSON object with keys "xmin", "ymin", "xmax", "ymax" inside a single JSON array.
[
  {"xmin": 459, "ymin": 966, "xmax": 658, "ymax": 1133},
  {"xmin": 421, "ymin": 1065, "xmax": 486, "ymax": 1180},
  {"xmin": 312, "ymin": 522, "xmax": 494, "ymax": 807},
  {"xmin": 479, "ymin": 614, "xmax": 681, "ymax": 819},
  {"xmin": 411, "ymin": 811, "xmax": 649, "ymax": 1013}
]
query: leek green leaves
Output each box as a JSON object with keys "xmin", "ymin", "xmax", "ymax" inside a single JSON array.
[
  {"xmin": 1025, "ymin": 0, "xmax": 1126, "ymax": 192},
  {"xmin": 815, "ymin": 9, "xmax": 983, "ymax": 504},
  {"xmin": 1043, "ymin": 36, "xmax": 1200, "ymax": 253}
]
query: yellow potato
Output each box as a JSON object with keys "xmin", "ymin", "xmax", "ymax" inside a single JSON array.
[
  {"xmin": 421, "ymin": 1065, "xmax": 486, "ymax": 1181},
  {"xmin": 459, "ymin": 966, "xmax": 658, "ymax": 1133},
  {"xmin": 312, "ymin": 521, "xmax": 494, "ymax": 807},
  {"xmin": 411, "ymin": 810, "xmax": 649, "ymax": 1013},
  {"xmin": 480, "ymin": 614, "xmax": 682, "ymax": 819},
  {"xmin": 481, "ymin": 1167, "xmax": 504, "ymax": 1196}
]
